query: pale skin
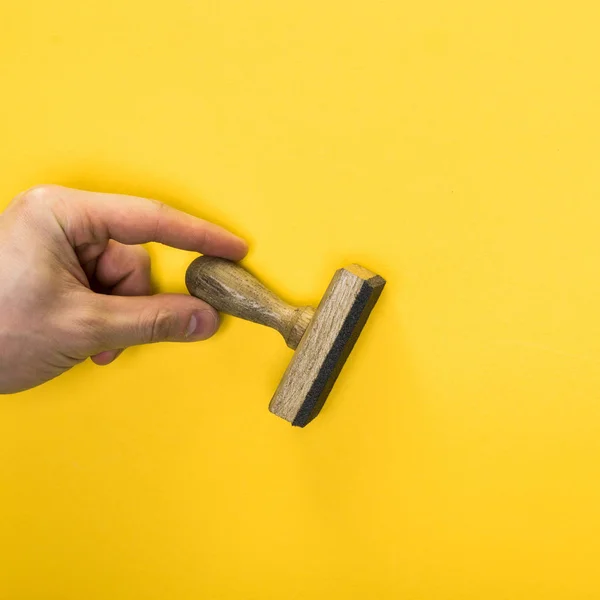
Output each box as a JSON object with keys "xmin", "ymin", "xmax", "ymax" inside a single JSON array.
[{"xmin": 0, "ymin": 185, "xmax": 248, "ymax": 393}]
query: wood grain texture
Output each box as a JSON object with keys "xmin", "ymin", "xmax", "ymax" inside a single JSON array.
[
  {"xmin": 269, "ymin": 265, "xmax": 386, "ymax": 427},
  {"xmin": 185, "ymin": 256, "xmax": 315, "ymax": 349}
]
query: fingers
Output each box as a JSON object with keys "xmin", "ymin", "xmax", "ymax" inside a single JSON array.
[
  {"xmin": 46, "ymin": 185, "xmax": 248, "ymax": 260},
  {"xmin": 93, "ymin": 241, "xmax": 152, "ymax": 295},
  {"xmin": 88, "ymin": 242, "xmax": 150, "ymax": 363},
  {"xmin": 14, "ymin": 185, "xmax": 236, "ymax": 365},
  {"xmin": 91, "ymin": 349, "xmax": 123, "ymax": 366},
  {"xmin": 88, "ymin": 293, "xmax": 220, "ymax": 352}
]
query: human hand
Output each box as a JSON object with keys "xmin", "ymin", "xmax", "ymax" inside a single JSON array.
[{"xmin": 0, "ymin": 185, "xmax": 248, "ymax": 393}]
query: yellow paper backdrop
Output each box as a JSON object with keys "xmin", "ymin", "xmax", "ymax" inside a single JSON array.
[{"xmin": 2, "ymin": 1, "xmax": 600, "ymax": 598}]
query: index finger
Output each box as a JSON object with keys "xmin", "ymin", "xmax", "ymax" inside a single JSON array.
[{"xmin": 53, "ymin": 186, "xmax": 248, "ymax": 260}]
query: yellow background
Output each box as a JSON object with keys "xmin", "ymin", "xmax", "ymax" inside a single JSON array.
[{"xmin": 2, "ymin": 0, "xmax": 600, "ymax": 598}]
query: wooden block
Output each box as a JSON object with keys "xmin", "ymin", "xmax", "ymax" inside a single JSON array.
[{"xmin": 269, "ymin": 265, "xmax": 385, "ymax": 427}]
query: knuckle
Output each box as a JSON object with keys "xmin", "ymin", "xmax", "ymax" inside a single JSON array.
[
  {"xmin": 198, "ymin": 226, "xmax": 210, "ymax": 251},
  {"xmin": 18, "ymin": 184, "xmax": 61, "ymax": 208},
  {"xmin": 152, "ymin": 200, "xmax": 168, "ymax": 241},
  {"xmin": 147, "ymin": 309, "xmax": 178, "ymax": 343},
  {"xmin": 75, "ymin": 303, "xmax": 106, "ymax": 342},
  {"xmin": 58, "ymin": 298, "xmax": 108, "ymax": 356}
]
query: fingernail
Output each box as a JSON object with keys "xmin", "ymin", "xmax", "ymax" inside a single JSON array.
[{"xmin": 186, "ymin": 310, "xmax": 219, "ymax": 340}]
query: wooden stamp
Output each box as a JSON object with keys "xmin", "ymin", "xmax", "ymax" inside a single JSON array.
[{"xmin": 186, "ymin": 257, "xmax": 386, "ymax": 427}]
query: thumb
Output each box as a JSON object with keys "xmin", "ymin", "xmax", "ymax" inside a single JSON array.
[{"xmin": 91, "ymin": 293, "xmax": 220, "ymax": 350}]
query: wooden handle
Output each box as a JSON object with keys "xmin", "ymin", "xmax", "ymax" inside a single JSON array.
[{"xmin": 185, "ymin": 256, "xmax": 315, "ymax": 349}]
